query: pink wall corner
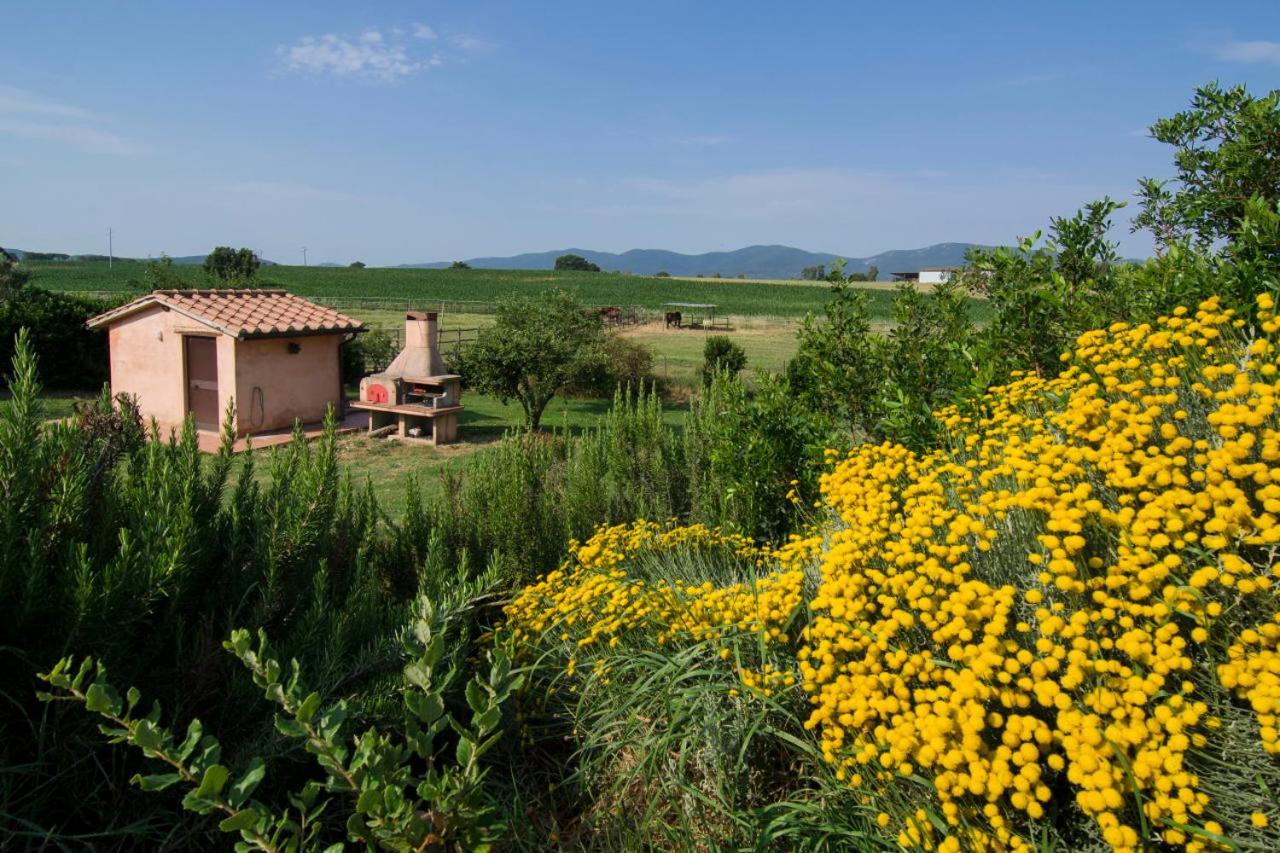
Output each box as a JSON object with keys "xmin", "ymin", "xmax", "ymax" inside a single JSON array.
[
  {"xmin": 216, "ymin": 334, "xmax": 237, "ymax": 433},
  {"xmin": 233, "ymin": 334, "xmax": 342, "ymax": 435},
  {"xmin": 106, "ymin": 305, "xmax": 190, "ymax": 435}
]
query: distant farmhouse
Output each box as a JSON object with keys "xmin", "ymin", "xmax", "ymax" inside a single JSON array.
[{"xmin": 891, "ymin": 267, "xmax": 958, "ymax": 284}]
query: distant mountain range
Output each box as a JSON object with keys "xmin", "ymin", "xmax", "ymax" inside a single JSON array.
[
  {"xmin": 3, "ymin": 242, "xmax": 985, "ymax": 280},
  {"xmin": 400, "ymin": 243, "xmax": 985, "ymax": 280}
]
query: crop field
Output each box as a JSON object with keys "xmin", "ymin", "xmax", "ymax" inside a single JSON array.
[{"xmin": 23, "ymin": 260, "xmax": 992, "ymax": 321}]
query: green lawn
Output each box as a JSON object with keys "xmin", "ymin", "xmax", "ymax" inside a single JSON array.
[
  {"xmin": 621, "ymin": 320, "xmax": 803, "ymax": 386},
  {"xmin": 0, "ymin": 391, "xmax": 82, "ymax": 420}
]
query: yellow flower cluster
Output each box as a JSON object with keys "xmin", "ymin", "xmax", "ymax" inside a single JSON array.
[
  {"xmin": 504, "ymin": 520, "xmax": 814, "ymax": 656},
  {"xmin": 803, "ymin": 295, "xmax": 1280, "ymax": 850},
  {"xmin": 505, "ymin": 294, "xmax": 1280, "ymax": 851}
]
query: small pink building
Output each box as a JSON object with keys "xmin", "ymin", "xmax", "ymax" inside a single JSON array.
[{"xmin": 87, "ymin": 289, "xmax": 364, "ymax": 436}]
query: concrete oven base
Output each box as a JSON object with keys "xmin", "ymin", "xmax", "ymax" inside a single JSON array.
[{"xmin": 349, "ymin": 401, "xmax": 462, "ymax": 446}]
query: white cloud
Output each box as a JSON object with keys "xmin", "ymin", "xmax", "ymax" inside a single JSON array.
[
  {"xmin": 278, "ymin": 29, "xmax": 424, "ymax": 81},
  {"xmin": 277, "ymin": 25, "xmax": 471, "ymax": 80},
  {"xmin": 0, "ymin": 119, "xmax": 146, "ymax": 156},
  {"xmin": 450, "ymin": 34, "xmax": 494, "ymax": 52},
  {"xmin": 1213, "ymin": 40, "xmax": 1280, "ymax": 64},
  {"xmin": 0, "ymin": 85, "xmax": 146, "ymax": 155},
  {"xmin": 0, "ymin": 85, "xmax": 95, "ymax": 119}
]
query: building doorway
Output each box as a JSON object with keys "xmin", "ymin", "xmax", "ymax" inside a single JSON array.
[{"xmin": 184, "ymin": 335, "xmax": 219, "ymax": 430}]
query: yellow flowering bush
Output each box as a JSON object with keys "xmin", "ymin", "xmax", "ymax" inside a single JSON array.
[
  {"xmin": 507, "ymin": 294, "xmax": 1280, "ymax": 851},
  {"xmin": 505, "ymin": 519, "xmax": 816, "ymax": 655}
]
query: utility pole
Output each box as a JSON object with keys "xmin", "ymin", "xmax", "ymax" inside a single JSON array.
[
  {"xmin": 302, "ymin": 246, "xmax": 308, "ymax": 267},
  {"xmin": 108, "ymin": 227, "xmax": 113, "ymax": 269}
]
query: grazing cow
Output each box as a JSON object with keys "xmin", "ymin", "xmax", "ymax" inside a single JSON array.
[
  {"xmin": 600, "ymin": 306, "xmax": 622, "ymax": 326},
  {"xmin": 664, "ymin": 311, "xmax": 682, "ymax": 329}
]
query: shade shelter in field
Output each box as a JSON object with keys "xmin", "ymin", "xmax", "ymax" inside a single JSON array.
[
  {"xmin": 662, "ymin": 302, "xmax": 719, "ymax": 329},
  {"xmin": 87, "ymin": 289, "xmax": 364, "ymax": 438}
]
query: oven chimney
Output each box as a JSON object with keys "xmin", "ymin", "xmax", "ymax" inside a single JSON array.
[{"xmin": 404, "ymin": 311, "xmax": 446, "ymax": 376}]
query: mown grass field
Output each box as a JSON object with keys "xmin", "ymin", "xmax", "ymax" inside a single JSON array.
[{"xmin": 24, "ymin": 260, "xmax": 986, "ymax": 321}]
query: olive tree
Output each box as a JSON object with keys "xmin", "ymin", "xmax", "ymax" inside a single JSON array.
[
  {"xmin": 453, "ymin": 289, "xmax": 604, "ymax": 429},
  {"xmin": 1135, "ymin": 82, "xmax": 1280, "ymax": 250}
]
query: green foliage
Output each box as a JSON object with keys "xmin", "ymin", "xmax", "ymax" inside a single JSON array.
[
  {"xmin": 700, "ymin": 335, "xmax": 746, "ymax": 386},
  {"xmin": 958, "ymin": 198, "xmax": 1128, "ymax": 380},
  {"xmin": 876, "ymin": 279, "xmax": 978, "ymax": 448},
  {"xmin": 786, "ymin": 259, "xmax": 977, "ymax": 448},
  {"xmin": 449, "ymin": 261, "xmax": 472, "ymax": 270},
  {"xmin": 0, "ymin": 289, "xmax": 109, "ymax": 388},
  {"xmin": 127, "ymin": 254, "xmax": 188, "ymax": 291},
  {"xmin": 799, "ymin": 264, "xmax": 825, "ymax": 281},
  {"xmin": 204, "ymin": 246, "xmax": 262, "ymax": 285},
  {"xmin": 38, "ymin": 587, "xmax": 522, "ymax": 851},
  {"xmin": 0, "ymin": 334, "xmax": 414, "ymax": 845},
  {"xmin": 561, "ymin": 385, "xmax": 686, "ymax": 534},
  {"xmin": 568, "ymin": 332, "xmax": 658, "ymax": 396},
  {"xmin": 654, "ymin": 270, "xmax": 670, "ymax": 277},
  {"xmin": 0, "ymin": 253, "xmax": 31, "ymax": 300},
  {"xmin": 686, "ymin": 371, "xmax": 838, "ymax": 539},
  {"xmin": 341, "ymin": 328, "xmax": 397, "ymax": 383},
  {"xmin": 1135, "ymin": 81, "xmax": 1280, "ymax": 250},
  {"xmin": 553, "ymin": 254, "xmax": 601, "ymax": 272},
  {"xmin": 349, "ymin": 261, "xmax": 366, "ymax": 269},
  {"xmin": 787, "ymin": 261, "xmax": 888, "ymax": 435},
  {"xmin": 453, "ymin": 289, "xmax": 605, "ymax": 429}
]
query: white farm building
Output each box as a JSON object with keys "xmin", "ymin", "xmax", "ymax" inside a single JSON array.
[{"xmin": 891, "ymin": 267, "xmax": 958, "ymax": 284}]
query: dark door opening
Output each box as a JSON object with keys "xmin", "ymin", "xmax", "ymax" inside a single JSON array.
[{"xmin": 184, "ymin": 336, "xmax": 219, "ymax": 430}]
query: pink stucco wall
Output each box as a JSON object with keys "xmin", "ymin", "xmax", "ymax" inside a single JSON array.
[
  {"xmin": 106, "ymin": 305, "xmax": 234, "ymax": 436},
  {"xmin": 106, "ymin": 304, "xmax": 345, "ymax": 437},
  {"xmin": 232, "ymin": 334, "xmax": 342, "ymax": 434}
]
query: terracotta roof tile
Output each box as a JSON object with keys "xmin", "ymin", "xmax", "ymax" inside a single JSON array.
[{"xmin": 87, "ymin": 289, "xmax": 364, "ymax": 338}]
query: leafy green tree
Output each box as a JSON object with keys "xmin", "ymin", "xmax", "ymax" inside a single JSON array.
[
  {"xmin": 799, "ymin": 265, "xmax": 825, "ymax": 281},
  {"xmin": 554, "ymin": 254, "xmax": 600, "ymax": 272},
  {"xmin": 787, "ymin": 261, "xmax": 886, "ymax": 434},
  {"xmin": 654, "ymin": 270, "xmax": 670, "ymax": 278},
  {"xmin": 959, "ymin": 198, "xmax": 1130, "ymax": 379},
  {"xmin": 876, "ymin": 279, "xmax": 977, "ymax": 448},
  {"xmin": 349, "ymin": 261, "xmax": 366, "ymax": 269},
  {"xmin": 203, "ymin": 246, "xmax": 260, "ymax": 284},
  {"xmin": 866, "ymin": 264, "xmax": 880, "ymax": 282},
  {"xmin": 700, "ymin": 336, "xmax": 746, "ymax": 386},
  {"xmin": 1135, "ymin": 82, "xmax": 1280, "ymax": 250},
  {"xmin": 453, "ymin": 289, "xmax": 604, "ymax": 429},
  {"xmin": 450, "ymin": 260, "xmax": 472, "ymax": 270},
  {"xmin": 0, "ymin": 253, "xmax": 31, "ymax": 301},
  {"xmin": 127, "ymin": 254, "xmax": 188, "ymax": 291}
]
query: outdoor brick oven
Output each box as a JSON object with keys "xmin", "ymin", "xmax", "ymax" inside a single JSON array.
[{"xmin": 351, "ymin": 311, "xmax": 463, "ymax": 444}]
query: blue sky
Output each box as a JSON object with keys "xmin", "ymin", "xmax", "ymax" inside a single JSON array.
[{"xmin": 1, "ymin": 1, "xmax": 1278, "ymax": 265}]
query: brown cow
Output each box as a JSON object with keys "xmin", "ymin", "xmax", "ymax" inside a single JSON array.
[
  {"xmin": 664, "ymin": 311, "xmax": 682, "ymax": 328},
  {"xmin": 600, "ymin": 306, "xmax": 623, "ymax": 326}
]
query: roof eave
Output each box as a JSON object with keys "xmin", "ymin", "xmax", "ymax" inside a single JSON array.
[{"xmin": 238, "ymin": 324, "xmax": 366, "ymax": 341}]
